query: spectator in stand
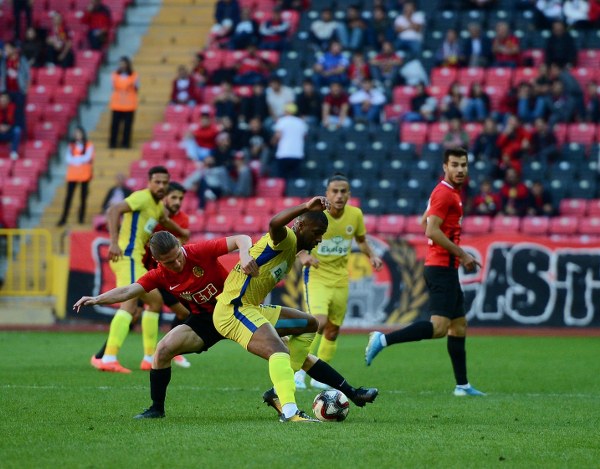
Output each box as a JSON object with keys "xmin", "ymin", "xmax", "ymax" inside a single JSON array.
[
  {"xmin": 0, "ymin": 92, "xmax": 22, "ymax": 161},
  {"xmin": 535, "ymin": 0, "xmax": 564, "ymax": 28},
  {"xmin": 500, "ymin": 167, "xmax": 530, "ymax": 217},
  {"xmin": 211, "ymin": 131, "xmax": 235, "ymax": 168},
  {"xmin": 183, "ymin": 106, "xmax": 221, "ymax": 161},
  {"xmin": 440, "ymin": 82, "xmax": 465, "ymax": 121},
  {"xmin": 21, "ymin": 27, "xmax": 45, "ymax": 68},
  {"xmin": 83, "ymin": 0, "xmax": 112, "ymax": 51},
  {"xmin": 530, "ymin": 117, "xmax": 560, "ymax": 163},
  {"xmin": 322, "ymin": 81, "xmax": 351, "ymax": 128},
  {"xmin": 240, "ymin": 81, "xmax": 269, "ymax": 124},
  {"xmin": 403, "ymin": 82, "xmax": 437, "ymax": 122},
  {"xmin": 266, "ymin": 75, "xmax": 295, "ymax": 122},
  {"xmin": 367, "ymin": 5, "xmax": 393, "ymax": 50},
  {"xmin": 259, "ymin": 9, "xmax": 290, "ymax": 51},
  {"xmin": 170, "ymin": 65, "xmax": 197, "ymax": 106},
  {"xmin": 471, "ymin": 179, "xmax": 502, "ymax": 217},
  {"xmin": 295, "ymin": 78, "xmax": 322, "ymax": 125},
  {"xmin": 57, "ymin": 126, "xmax": 94, "ymax": 227},
  {"xmin": 101, "ymin": 173, "xmax": 132, "ymax": 213},
  {"xmin": 585, "ymin": 81, "xmax": 600, "ymax": 122},
  {"xmin": 591, "ymin": 0, "xmax": 600, "ymax": 24},
  {"xmin": 527, "ymin": 181, "xmax": 555, "ymax": 216},
  {"xmin": 230, "ymin": 151, "xmax": 255, "ymax": 197},
  {"xmin": 12, "ymin": 0, "xmax": 32, "ymax": 41},
  {"xmin": 215, "ymin": 0, "xmax": 241, "ymax": 27},
  {"xmin": 442, "ymin": 117, "xmax": 469, "ymax": 150},
  {"xmin": 549, "ymin": 62, "xmax": 584, "ymax": 117},
  {"xmin": 0, "ymin": 42, "xmax": 30, "ymax": 130},
  {"xmin": 466, "ymin": 0, "xmax": 497, "ymax": 7},
  {"xmin": 472, "ymin": 117, "xmax": 500, "ymax": 162},
  {"xmin": 46, "ymin": 12, "xmax": 75, "ymax": 68},
  {"xmin": 545, "ymin": 21, "xmax": 577, "ymax": 68},
  {"xmin": 272, "ymin": 103, "xmax": 307, "ymax": 179},
  {"xmin": 393, "ymin": 1, "xmax": 425, "ymax": 59},
  {"xmin": 310, "ymin": 9, "xmax": 339, "ymax": 51},
  {"xmin": 347, "ymin": 51, "xmax": 371, "ymax": 86},
  {"xmin": 517, "ymin": 81, "xmax": 547, "ymax": 124},
  {"xmin": 497, "ymin": 85, "xmax": 519, "ymax": 124},
  {"xmin": 462, "ymin": 22, "xmax": 493, "ymax": 67},
  {"xmin": 191, "ymin": 52, "xmax": 210, "ymax": 89},
  {"xmin": 109, "ymin": 56, "xmax": 138, "ymax": 149},
  {"xmin": 233, "ymin": 45, "xmax": 271, "ymax": 86},
  {"xmin": 496, "ymin": 115, "xmax": 530, "ymax": 177},
  {"xmin": 313, "ymin": 40, "xmax": 350, "ymax": 88},
  {"xmin": 563, "ymin": 0, "xmax": 591, "ymax": 27},
  {"xmin": 492, "ymin": 21, "xmax": 520, "ymax": 68},
  {"xmin": 337, "ymin": 5, "xmax": 366, "ymax": 51},
  {"xmin": 370, "ymin": 40, "xmax": 402, "ymax": 88},
  {"xmin": 462, "ymin": 82, "xmax": 490, "ymax": 122},
  {"xmin": 210, "ymin": 19, "xmax": 234, "ymax": 49},
  {"xmin": 213, "ymin": 80, "xmax": 239, "ymax": 121},
  {"xmin": 239, "ymin": 116, "xmax": 272, "ymax": 173},
  {"xmin": 349, "ymin": 78, "xmax": 386, "ymax": 124},
  {"xmin": 435, "ymin": 28, "xmax": 463, "ymax": 67},
  {"xmin": 230, "ymin": 7, "xmax": 259, "ymax": 50},
  {"xmin": 545, "ymin": 79, "xmax": 576, "ymax": 125}
]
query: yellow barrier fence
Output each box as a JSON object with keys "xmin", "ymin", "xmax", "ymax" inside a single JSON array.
[{"xmin": 0, "ymin": 229, "xmax": 53, "ymax": 296}]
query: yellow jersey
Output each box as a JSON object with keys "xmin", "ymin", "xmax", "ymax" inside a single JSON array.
[
  {"xmin": 305, "ymin": 205, "xmax": 366, "ymax": 286},
  {"xmin": 218, "ymin": 227, "xmax": 297, "ymax": 306},
  {"xmin": 119, "ymin": 189, "xmax": 163, "ymax": 259}
]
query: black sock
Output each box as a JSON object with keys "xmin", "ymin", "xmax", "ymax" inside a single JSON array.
[
  {"xmin": 385, "ymin": 321, "xmax": 434, "ymax": 346},
  {"xmin": 95, "ymin": 341, "xmax": 107, "ymax": 359},
  {"xmin": 447, "ymin": 336, "xmax": 468, "ymax": 386},
  {"xmin": 150, "ymin": 367, "xmax": 172, "ymax": 412},
  {"xmin": 306, "ymin": 359, "xmax": 357, "ymax": 400}
]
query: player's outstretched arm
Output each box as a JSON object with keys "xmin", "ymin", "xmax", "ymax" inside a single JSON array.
[
  {"xmin": 73, "ymin": 283, "xmax": 146, "ymax": 312},
  {"xmin": 269, "ymin": 196, "xmax": 329, "ymax": 245},
  {"xmin": 226, "ymin": 234, "xmax": 259, "ymax": 276}
]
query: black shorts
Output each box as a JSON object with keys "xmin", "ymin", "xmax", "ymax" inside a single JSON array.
[
  {"xmin": 424, "ymin": 266, "xmax": 465, "ymax": 320},
  {"xmin": 185, "ymin": 313, "xmax": 225, "ymax": 353}
]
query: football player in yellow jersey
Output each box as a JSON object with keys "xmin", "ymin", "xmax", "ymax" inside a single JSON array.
[
  {"xmin": 295, "ymin": 174, "xmax": 383, "ymax": 389},
  {"xmin": 214, "ymin": 196, "xmax": 330, "ymax": 422},
  {"xmin": 97, "ymin": 166, "xmax": 190, "ymax": 373}
]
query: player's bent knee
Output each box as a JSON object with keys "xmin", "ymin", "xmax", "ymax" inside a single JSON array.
[{"xmin": 323, "ymin": 322, "xmax": 340, "ymax": 340}]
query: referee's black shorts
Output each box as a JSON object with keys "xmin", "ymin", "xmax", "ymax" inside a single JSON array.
[{"xmin": 424, "ymin": 266, "xmax": 465, "ymax": 320}]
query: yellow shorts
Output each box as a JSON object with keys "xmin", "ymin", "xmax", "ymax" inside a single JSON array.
[
  {"xmin": 110, "ymin": 256, "xmax": 147, "ymax": 288},
  {"xmin": 304, "ymin": 279, "xmax": 349, "ymax": 326},
  {"xmin": 213, "ymin": 302, "xmax": 281, "ymax": 349}
]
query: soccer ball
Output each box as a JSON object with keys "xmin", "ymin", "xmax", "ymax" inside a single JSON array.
[{"xmin": 312, "ymin": 390, "xmax": 350, "ymax": 422}]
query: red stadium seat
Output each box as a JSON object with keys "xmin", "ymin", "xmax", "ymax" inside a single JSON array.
[
  {"xmin": 492, "ymin": 215, "xmax": 521, "ymax": 233},
  {"xmin": 521, "ymin": 49, "xmax": 544, "ymax": 67},
  {"xmin": 578, "ymin": 217, "xmax": 600, "ymax": 235},
  {"xmin": 559, "ymin": 198, "xmax": 587, "ymax": 216},
  {"xmin": 567, "ymin": 123, "xmax": 596, "ymax": 146},
  {"xmin": 217, "ymin": 197, "xmax": 246, "ymax": 216},
  {"xmin": 27, "ymin": 85, "xmax": 53, "ymax": 106},
  {"xmin": 392, "ymin": 86, "xmax": 416, "ymax": 108},
  {"xmin": 553, "ymin": 123, "xmax": 568, "ymax": 146},
  {"xmin": 549, "ymin": 216, "xmax": 578, "ymax": 235},
  {"xmin": 464, "ymin": 122, "xmax": 483, "ymax": 144},
  {"xmin": 430, "ymin": 67, "xmax": 458, "ymax": 88},
  {"xmin": 462, "ymin": 215, "xmax": 491, "ymax": 234},
  {"xmin": 572, "ymin": 67, "xmax": 596, "ymax": 88},
  {"xmin": 205, "ymin": 214, "xmax": 234, "ymax": 234},
  {"xmin": 404, "ymin": 215, "xmax": 424, "ymax": 235},
  {"xmin": 164, "ymin": 104, "xmax": 192, "ymax": 125},
  {"xmin": 246, "ymin": 197, "xmax": 275, "ymax": 216},
  {"xmin": 363, "ymin": 214, "xmax": 377, "ymax": 234},
  {"xmin": 13, "ymin": 158, "xmax": 45, "ymax": 179},
  {"xmin": 238, "ymin": 214, "xmax": 269, "ymax": 233},
  {"xmin": 153, "ymin": 122, "xmax": 181, "ymax": 142},
  {"xmin": 577, "ymin": 49, "xmax": 600, "ymax": 68},
  {"xmin": 483, "ymin": 85, "xmax": 506, "ymax": 111},
  {"xmin": 400, "ymin": 122, "xmax": 428, "ymax": 147},
  {"xmin": 513, "ymin": 67, "xmax": 538, "ymax": 85},
  {"xmin": 64, "ymin": 67, "xmax": 94, "ymax": 89},
  {"xmin": 273, "ymin": 196, "xmax": 302, "ymax": 212},
  {"xmin": 377, "ymin": 214, "xmax": 406, "ymax": 235},
  {"xmin": 428, "ymin": 122, "xmax": 449, "ymax": 144},
  {"xmin": 36, "ymin": 66, "xmax": 64, "ymax": 87},
  {"xmin": 256, "ymin": 178, "xmax": 285, "ymax": 197},
  {"xmin": 485, "ymin": 67, "xmax": 514, "ymax": 87},
  {"xmin": 458, "ymin": 67, "xmax": 485, "ymax": 87},
  {"xmin": 163, "ymin": 159, "xmax": 186, "ymax": 180},
  {"xmin": 383, "ymin": 104, "xmax": 406, "ymax": 122},
  {"xmin": 187, "ymin": 213, "xmax": 206, "ymax": 234},
  {"xmin": 586, "ymin": 199, "xmax": 600, "ymax": 216},
  {"xmin": 141, "ymin": 141, "xmax": 168, "ymax": 160},
  {"xmin": 520, "ymin": 216, "xmax": 550, "ymax": 235}
]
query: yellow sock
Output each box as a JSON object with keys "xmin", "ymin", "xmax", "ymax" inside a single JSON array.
[
  {"xmin": 309, "ymin": 332, "xmax": 322, "ymax": 356},
  {"xmin": 141, "ymin": 311, "xmax": 160, "ymax": 356},
  {"xmin": 269, "ymin": 352, "xmax": 296, "ymax": 406},
  {"xmin": 318, "ymin": 336, "xmax": 338, "ymax": 363},
  {"xmin": 288, "ymin": 332, "xmax": 315, "ymax": 371},
  {"xmin": 105, "ymin": 309, "xmax": 133, "ymax": 356}
]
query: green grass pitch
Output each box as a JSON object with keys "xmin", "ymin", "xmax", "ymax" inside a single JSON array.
[{"xmin": 0, "ymin": 331, "xmax": 599, "ymax": 468}]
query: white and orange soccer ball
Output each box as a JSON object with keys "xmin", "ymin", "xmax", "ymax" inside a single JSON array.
[{"xmin": 312, "ymin": 390, "xmax": 350, "ymax": 422}]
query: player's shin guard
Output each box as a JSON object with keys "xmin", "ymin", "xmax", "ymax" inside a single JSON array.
[
  {"xmin": 150, "ymin": 367, "xmax": 172, "ymax": 412},
  {"xmin": 105, "ymin": 309, "xmax": 133, "ymax": 356},
  {"xmin": 309, "ymin": 332, "xmax": 322, "ymax": 355},
  {"xmin": 269, "ymin": 352, "xmax": 296, "ymax": 406},
  {"xmin": 141, "ymin": 311, "xmax": 160, "ymax": 356},
  {"xmin": 317, "ymin": 336, "xmax": 337, "ymax": 363},
  {"xmin": 288, "ymin": 332, "xmax": 315, "ymax": 372}
]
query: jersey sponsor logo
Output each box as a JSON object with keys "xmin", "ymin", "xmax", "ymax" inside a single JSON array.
[
  {"xmin": 270, "ymin": 261, "xmax": 288, "ymax": 282},
  {"xmin": 143, "ymin": 217, "xmax": 158, "ymax": 235},
  {"xmin": 193, "ymin": 266, "xmax": 204, "ymax": 277},
  {"xmin": 317, "ymin": 236, "xmax": 351, "ymax": 256},
  {"xmin": 180, "ymin": 284, "xmax": 218, "ymax": 304},
  {"xmin": 169, "ymin": 283, "xmax": 181, "ymax": 290}
]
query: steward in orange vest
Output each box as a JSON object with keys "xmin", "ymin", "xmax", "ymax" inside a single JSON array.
[{"xmin": 109, "ymin": 56, "xmax": 139, "ymax": 148}]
